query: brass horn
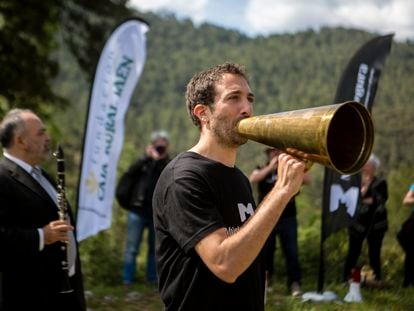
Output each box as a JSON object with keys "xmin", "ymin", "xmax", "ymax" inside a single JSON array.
[{"xmin": 237, "ymin": 101, "xmax": 374, "ymax": 175}]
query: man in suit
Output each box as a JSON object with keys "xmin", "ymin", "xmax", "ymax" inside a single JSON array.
[{"xmin": 0, "ymin": 109, "xmax": 86, "ymax": 310}]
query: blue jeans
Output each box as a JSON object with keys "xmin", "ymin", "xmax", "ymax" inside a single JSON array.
[{"xmin": 123, "ymin": 211, "xmax": 157, "ymax": 284}]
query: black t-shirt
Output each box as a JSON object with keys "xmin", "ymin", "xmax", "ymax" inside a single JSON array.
[{"xmin": 153, "ymin": 152, "xmax": 265, "ymax": 311}]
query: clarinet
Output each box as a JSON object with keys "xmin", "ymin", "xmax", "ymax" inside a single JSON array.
[{"xmin": 54, "ymin": 145, "xmax": 74, "ymax": 294}]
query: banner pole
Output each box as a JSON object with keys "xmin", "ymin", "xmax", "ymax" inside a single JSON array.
[{"xmin": 317, "ymin": 215, "xmax": 325, "ymax": 293}]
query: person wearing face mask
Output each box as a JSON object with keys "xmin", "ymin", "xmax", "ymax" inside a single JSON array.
[{"xmin": 116, "ymin": 131, "xmax": 170, "ymax": 287}]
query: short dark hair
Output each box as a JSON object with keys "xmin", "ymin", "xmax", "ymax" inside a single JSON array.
[
  {"xmin": 0, "ymin": 109, "xmax": 31, "ymax": 148},
  {"xmin": 185, "ymin": 63, "xmax": 248, "ymax": 128}
]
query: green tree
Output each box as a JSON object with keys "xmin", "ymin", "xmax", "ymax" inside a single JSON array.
[{"xmin": 0, "ymin": 0, "xmax": 64, "ymax": 114}]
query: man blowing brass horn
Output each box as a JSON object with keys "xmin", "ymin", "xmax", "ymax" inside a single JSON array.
[
  {"xmin": 236, "ymin": 100, "xmax": 374, "ymax": 175},
  {"xmin": 152, "ymin": 63, "xmax": 374, "ymax": 311}
]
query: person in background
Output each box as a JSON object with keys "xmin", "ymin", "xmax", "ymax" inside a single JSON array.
[
  {"xmin": 116, "ymin": 131, "xmax": 170, "ymax": 287},
  {"xmin": 152, "ymin": 63, "xmax": 306, "ymax": 310},
  {"xmin": 402, "ymin": 183, "xmax": 414, "ymax": 207},
  {"xmin": 249, "ymin": 147, "xmax": 311, "ymax": 297},
  {"xmin": 343, "ymin": 154, "xmax": 388, "ymax": 284},
  {"xmin": 0, "ymin": 109, "xmax": 86, "ymax": 311},
  {"xmin": 398, "ymin": 183, "xmax": 414, "ymax": 287}
]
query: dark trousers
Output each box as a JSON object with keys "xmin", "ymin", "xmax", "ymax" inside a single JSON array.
[
  {"xmin": 344, "ymin": 229, "xmax": 385, "ymax": 281},
  {"xmin": 2, "ymin": 289, "xmax": 85, "ymax": 311},
  {"xmin": 0, "ymin": 272, "xmax": 2, "ymax": 311},
  {"xmin": 397, "ymin": 214, "xmax": 414, "ymax": 287},
  {"xmin": 403, "ymin": 249, "xmax": 414, "ymax": 287},
  {"xmin": 264, "ymin": 217, "xmax": 301, "ymax": 287}
]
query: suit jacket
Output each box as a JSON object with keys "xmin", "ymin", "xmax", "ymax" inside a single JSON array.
[{"xmin": 0, "ymin": 157, "xmax": 86, "ymax": 311}]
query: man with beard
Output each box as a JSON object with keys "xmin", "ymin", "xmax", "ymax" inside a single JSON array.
[
  {"xmin": 0, "ymin": 109, "xmax": 86, "ymax": 310},
  {"xmin": 152, "ymin": 63, "xmax": 306, "ymax": 310}
]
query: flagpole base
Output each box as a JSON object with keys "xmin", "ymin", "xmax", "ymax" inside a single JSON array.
[{"xmin": 301, "ymin": 291, "xmax": 338, "ymax": 302}]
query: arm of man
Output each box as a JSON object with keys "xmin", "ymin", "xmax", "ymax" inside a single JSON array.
[
  {"xmin": 0, "ymin": 176, "xmax": 40, "ymax": 255},
  {"xmin": 195, "ymin": 153, "xmax": 305, "ymax": 283},
  {"xmin": 403, "ymin": 186, "xmax": 414, "ymax": 206},
  {"xmin": 0, "ymin": 176, "xmax": 72, "ymax": 254},
  {"xmin": 249, "ymin": 155, "xmax": 278, "ymax": 183}
]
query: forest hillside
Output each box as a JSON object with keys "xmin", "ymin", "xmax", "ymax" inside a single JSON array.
[{"xmin": 1, "ymin": 1, "xmax": 414, "ymax": 289}]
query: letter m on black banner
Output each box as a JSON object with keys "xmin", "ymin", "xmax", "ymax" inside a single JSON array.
[{"xmin": 322, "ymin": 34, "xmax": 394, "ymax": 241}]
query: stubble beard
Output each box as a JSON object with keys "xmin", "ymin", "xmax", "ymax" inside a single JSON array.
[
  {"xmin": 211, "ymin": 114, "xmax": 248, "ymax": 148},
  {"xmin": 26, "ymin": 142, "xmax": 51, "ymax": 164}
]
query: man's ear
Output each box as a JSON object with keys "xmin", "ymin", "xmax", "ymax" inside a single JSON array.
[
  {"xmin": 193, "ymin": 104, "xmax": 209, "ymax": 124},
  {"xmin": 14, "ymin": 132, "xmax": 26, "ymax": 148}
]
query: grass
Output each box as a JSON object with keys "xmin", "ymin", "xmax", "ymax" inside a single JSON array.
[
  {"xmin": 85, "ymin": 282, "xmax": 163, "ymax": 311},
  {"xmin": 84, "ymin": 279, "xmax": 414, "ymax": 311},
  {"xmin": 81, "ymin": 217, "xmax": 413, "ymax": 310}
]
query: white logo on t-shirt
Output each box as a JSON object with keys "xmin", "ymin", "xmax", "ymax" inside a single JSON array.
[
  {"xmin": 225, "ymin": 226, "xmax": 240, "ymax": 236},
  {"xmin": 237, "ymin": 202, "xmax": 254, "ymax": 222}
]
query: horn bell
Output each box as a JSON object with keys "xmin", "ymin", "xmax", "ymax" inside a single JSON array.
[{"xmin": 236, "ymin": 101, "xmax": 374, "ymax": 175}]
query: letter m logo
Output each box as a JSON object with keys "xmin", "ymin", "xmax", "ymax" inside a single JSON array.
[
  {"xmin": 329, "ymin": 184, "xmax": 359, "ymax": 217},
  {"xmin": 237, "ymin": 203, "xmax": 254, "ymax": 222}
]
